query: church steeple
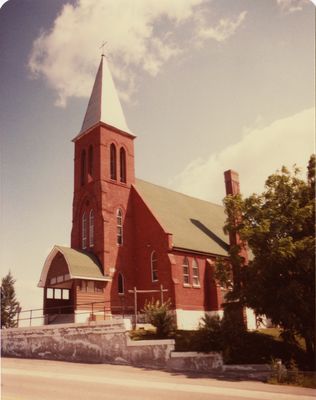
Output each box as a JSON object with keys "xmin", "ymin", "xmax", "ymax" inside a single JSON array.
[
  {"xmin": 71, "ymin": 56, "xmax": 136, "ymax": 271},
  {"xmin": 78, "ymin": 56, "xmax": 131, "ymax": 136}
]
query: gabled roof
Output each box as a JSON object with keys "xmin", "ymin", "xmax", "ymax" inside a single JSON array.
[
  {"xmin": 38, "ymin": 246, "xmax": 110, "ymax": 288},
  {"xmin": 77, "ymin": 56, "xmax": 131, "ymax": 137},
  {"xmin": 134, "ymin": 179, "xmax": 229, "ymax": 256}
]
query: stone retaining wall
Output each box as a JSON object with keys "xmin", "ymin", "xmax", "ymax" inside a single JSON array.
[
  {"xmin": 1, "ymin": 319, "xmax": 174, "ymax": 368},
  {"xmin": 167, "ymin": 351, "xmax": 223, "ymax": 372},
  {"xmin": 1, "ymin": 321, "xmax": 272, "ymax": 379}
]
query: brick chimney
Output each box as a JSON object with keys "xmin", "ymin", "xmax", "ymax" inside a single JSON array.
[
  {"xmin": 224, "ymin": 169, "xmax": 240, "ymax": 196},
  {"xmin": 224, "ymin": 169, "xmax": 248, "ymax": 263},
  {"xmin": 224, "ymin": 169, "xmax": 248, "ymax": 328}
]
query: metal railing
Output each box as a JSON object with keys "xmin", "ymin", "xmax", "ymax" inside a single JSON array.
[{"xmin": 15, "ymin": 300, "xmax": 133, "ymax": 327}]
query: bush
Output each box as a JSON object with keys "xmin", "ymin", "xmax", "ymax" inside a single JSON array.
[
  {"xmin": 142, "ymin": 299, "xmax": 175, "ymax": 338},
  {"xmin": 195, "ymin": 314, "xmax": 224, "ymax": 352}
]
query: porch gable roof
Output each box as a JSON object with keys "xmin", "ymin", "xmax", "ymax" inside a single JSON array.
[{"xmin": 38, "ymin": 246, "xmax": 110, "ymax": 288}]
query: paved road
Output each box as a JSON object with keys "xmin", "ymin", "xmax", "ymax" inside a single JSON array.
[{"xmin": 2, "ymin": 358, "xmax": 315, "ymax": 400}]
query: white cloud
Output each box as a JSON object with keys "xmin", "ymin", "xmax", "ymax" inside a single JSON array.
[
  {"xmin": 276, "ymin": 0, "xmax": 311, "ymax": 13},
  {"xmin": 171, "ymin": 108, "xmax": 315, "ymax": 204},
  {"xmin": 28, "ymin": 0, "xmax": 247, "ymax": 107},
  {"xmin": 196, "ymin": 11, "xmax": 247, "ymax": 43}
]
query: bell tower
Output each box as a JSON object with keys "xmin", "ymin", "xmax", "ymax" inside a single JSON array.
[{"xmin": 71, "ymin": 56, "xmax": 136, "ymax": 278}]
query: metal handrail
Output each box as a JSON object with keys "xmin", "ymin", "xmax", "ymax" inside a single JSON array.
[
  {"xmin": 18, "ymin": 300, "xmax": 111, "ymax": 314},
  {"xmin": 15, "ymin": 300, "xmax": 118, "ymax": 327}
]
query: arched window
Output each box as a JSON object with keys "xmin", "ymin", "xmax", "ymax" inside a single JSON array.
[
  {"xmin": 151, "ymin": 251, "xmax": 158, "ymax": 282},
  {"xmin": 88, "ymin": 145, "xmax": 93, "ymax": 176},
  {"xmin": 81, "ymin": 150, "xmax": 86, "ymax": 186},
  {"xmin": 182, "ymin": 257, "xmax": 190, "ymax": 285},
  {"xmin": 120, "ymin": 147, "xmax": 126, "ymax": 183},
  {"xmin": 110, "ymin": 144, "xmax": 117, "ymax": 180},
  {"xmin": 118, "ymin": 272, "xmax": 124, "ymax": 295},
  {"xmin": 82, "ymin": 212, "xmax": 87, "ymax": 249},
  {"xmin": 89, "ymin": 209, "xmax": 94, "ymax": 247},
  {"xmin": 192, "ymin": 258, "xmax": 200, "ymax": 286},
  {"xmin": 116, "ymin": 208, "xmax": 123, "ymax": 245}
]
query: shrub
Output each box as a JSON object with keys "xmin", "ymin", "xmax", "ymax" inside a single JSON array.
[
  {"xmin": 195, "ymin": 314, "xmax": 224, "ymax": 352},
  {"xmin": 142, "ymin": 299, "xmax": 175, "ymax": 338}
]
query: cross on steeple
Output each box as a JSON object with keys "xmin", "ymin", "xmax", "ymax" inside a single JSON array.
[{"xmin": 100, "ymin": 41, "xmax": 107, "ymax": 58}]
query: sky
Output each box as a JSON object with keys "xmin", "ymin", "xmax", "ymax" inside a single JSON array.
[{"xmin": 0, "ymin": 0, "xmax": 314, "ymax": 313}]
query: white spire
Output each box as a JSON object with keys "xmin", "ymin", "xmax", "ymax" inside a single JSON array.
[{"xmin": 79, "ymin": 56, "xmax": 131, "ymax": 135}]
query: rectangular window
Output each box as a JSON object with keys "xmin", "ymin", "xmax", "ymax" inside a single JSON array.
[
  {"xmin": 151, "ymin": 251, "xmax": 158, "ymax": 282},
  {"xmin": 50, "ymin": 277, "xmax": 57, "ymax": 285},
  {"xmin": 117, "ymin": 209, "xmax": 123, "ymax": 245},
  {"xmin": 54, "ymin": 289, "xmax": 62, "ymax": 299},
  {"xmin": 57, "ymin": 275, "xmax": 64, "ymax": 283},
  {"xmin": 82, "ymin": 213, "xmax": 87, "ymax": 249},
  {"xmin": 89, "ymin": 210, "xmax": 94, "ymax": 247},
  {"xmin": 117, "ymin": 227, "xmax": 123, "ymax": 245},
  {"xmin": 192, "ymin": 260, "xmax": 200, "ymax": 287},
  {"xmin": 47, "ymin": 288, "xmax": 54, "ymax": 299},
  {"xmin": 183, "ymin": 265, "xmax": 189, "ymax": 284},
  {"xmin": 62, "ymin": 289, "xmax": 70, "ymax": 300}
]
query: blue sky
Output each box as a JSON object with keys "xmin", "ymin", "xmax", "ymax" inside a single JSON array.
[{"xmin": 0, "ymin": 0, "xmax": 314, "ymax": 312}]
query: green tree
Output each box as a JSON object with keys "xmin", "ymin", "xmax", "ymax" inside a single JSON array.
[
  {"xmin": 1, "ymin": 271, "xmax": 20, "ymax": 328},
  {"xmin": 219, "ymin": 155, "xmax": 315, "ymax": 367}
]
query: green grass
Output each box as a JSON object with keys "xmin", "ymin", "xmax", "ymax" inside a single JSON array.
[
  {"xmin": 258, "ymin": 328, "xmax": 282, "ymax": 338},
  {"xmin": 129, "ymin": 327, "xmax": 158, "ymax": 340},
  {"xmin": 269, "ymin": 372, "xmax": 316, "ymax": 388},
  {"xmin": 258, "ymin": 328, "xmax": 307, "ymax": 351}
]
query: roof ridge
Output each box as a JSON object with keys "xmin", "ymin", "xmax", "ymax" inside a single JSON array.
[{"xmin": 135, "ymin": 178, "xmax": 224, "ymax": 209}]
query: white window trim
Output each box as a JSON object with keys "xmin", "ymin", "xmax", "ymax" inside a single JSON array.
[{"xmin": 192, "ymin": 258, "xmax": 200, "ymax": 287}]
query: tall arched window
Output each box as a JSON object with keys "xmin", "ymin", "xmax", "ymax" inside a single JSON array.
[
  {"xmin": 89, "ymin": 209, "xmax": 94, "ymax": 247},
  {"xmin": 116, "ymin": 208, "xmax": 123, "ymax": 245},
  {"xmin": 120, "ymin": 147, "xmax": 126, "ymax": 183},
  {"xmin": 82, "ymin": 212, "xmax": 87, "ymax": 249},
  {"xmin": 192, "ymin": 258, "xmax": 200, "ymax": 286},
  {"xmin": 182, "ymin": 257, "xmax": 190, "ymax": 285},
  {"xmin": 81, "ymin": 150, "xmax": 86, "ymax": 186},
  {"xmin": 88, "ymin": 145, "xmax": 93, "ymax": 176},
  {"xmin": 118, "ymin": 272, "xmax": 124, "ymax": 295},
  {"xmin": 110, "ymin": 144, "xmax": 117, "ymax": 180},
  {"xmin": 151, "ymin": 251, "xmax": 158, "ymax": 282}
]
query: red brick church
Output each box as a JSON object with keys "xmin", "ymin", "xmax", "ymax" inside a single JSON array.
[{"xmin": 38, "ymin": 56, "xmax": 253, "ymax": 329}]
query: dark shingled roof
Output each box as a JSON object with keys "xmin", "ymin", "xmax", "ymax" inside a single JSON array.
[{"xmin": 134, "ymin": 179, "xmax": 229, "ymax": 256}]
